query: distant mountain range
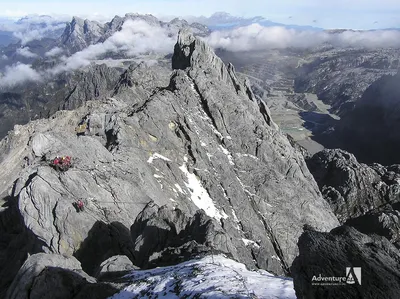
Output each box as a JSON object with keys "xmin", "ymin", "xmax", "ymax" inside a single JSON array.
[
  {"xmin": 0, "ymin": 15, "xmax": 66, "ymax": 46},
  {"xmin": 185, "ymin": 12, "xmax": 323, "ymax": 31},
  {"xmin": 2, "ymin": 11, "xmax": 400, "ymax": 50},
  {"xmin": 0, "ymin": 12, "xmax": 325, "ymax": 48}
]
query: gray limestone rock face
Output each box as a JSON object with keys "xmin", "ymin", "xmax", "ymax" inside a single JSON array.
[
  {"xmin": 0, "ymin": 30, "xmax": 339, "ymax": 295},
  {"xmin": 61, "ymin": 16, "xmax": 106, "ymax": 53},
  {"xmin": 307, "ymin": 149, "xmax": 399, "ymax": 221},
  {"xmin": 62, "ymin": 64, "xmax": 121, "ymax": 110},
  {"xmin": 291, "ymin": 226, "xmax": 400, "ymax": 299},
  {"xmin": 307, "ymin": 149, "xmax": 400, "ymax": 247},
  {"xmin": 167, "ymin": 29, "xmax": 338, "ymax": 273}
]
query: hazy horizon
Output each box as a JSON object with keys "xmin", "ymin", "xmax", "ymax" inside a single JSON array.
[{"xmin": 0, "ymin": 0, "xmax": 400, "ymax": 30}]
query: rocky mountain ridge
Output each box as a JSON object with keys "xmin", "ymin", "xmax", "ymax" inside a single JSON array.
[
  {"xmin": 294, "ymin": 48, "xmax": 400, "ymax": 116},
  {"xmin": 60, "ymin": 14, "xmax": 210, "ymax": 54},
  {"xmin": 0, "ymin": 30, "xmax": 339, "ymax": 297},
  {"xmin": 0, "ymin": 63, "xmax": 123, "ymax": 139}
]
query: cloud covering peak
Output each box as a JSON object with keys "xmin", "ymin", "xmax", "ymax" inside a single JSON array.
[{"xmin": 51, "ymin": 19, "xmax": 176, "ymax": 74}]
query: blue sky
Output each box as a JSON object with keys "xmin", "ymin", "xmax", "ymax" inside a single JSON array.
[{"xmin": 1, "ymin": 0, "xmax": 400, "ymax": 29}]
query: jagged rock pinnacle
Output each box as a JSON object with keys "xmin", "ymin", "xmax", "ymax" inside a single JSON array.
[{"xmin": 172, "ymin": 29, "xmax": 226, "ymax": 75}]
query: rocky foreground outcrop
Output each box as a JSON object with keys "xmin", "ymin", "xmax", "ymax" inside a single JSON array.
[
  {"xmin": 291, "ymin": 226, "xmax": 400, "ymax": 299},
  {"xmin": 0, "ymin": 30, "xmax": 339, "ymax": 296},
  {"xmin": 6, "ymin": 253, "xmax": 121, "ymax": 299}
]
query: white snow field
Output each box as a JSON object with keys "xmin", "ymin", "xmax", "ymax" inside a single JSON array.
[{"xmin": 108, "ymin": 255, "xmax": 296, "ymax": 299}]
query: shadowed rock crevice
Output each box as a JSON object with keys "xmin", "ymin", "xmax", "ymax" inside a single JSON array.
[
  {"xmin": 130, "ymin": 203, "xmax": 248, "ymax": 270},
  {"xmin": 0, "ymin": 197, "xmax": 47, "ymax": 298},
  {"xmin": 105, "ymin": 128, "xmax": 119, "ymax": 152},
  {"xmin": 73, "ymin": 221, "xmax": 135, "ymax": 276}
]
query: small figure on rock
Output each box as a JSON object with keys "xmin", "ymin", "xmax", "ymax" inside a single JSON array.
[
  {"xmin": 75, "ymin": 115, "xmax": 90, "ymax": 136},
  {"xmin": 50, "ymin": 156, "xmax": 72, "ymax": 171},
  {"xmin": 73, "ymin": 200, "xmax": 84, "ymax": 212}
]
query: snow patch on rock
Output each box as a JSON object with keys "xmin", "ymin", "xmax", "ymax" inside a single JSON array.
[
  {"xmin": 242, "ymin": 238, "xmax": 260, "ymax": 249},
  {"xmin": 179, "ymin": 160, "xmax": 228, "ymax": 220},
  {"xmin": 108, "ymin": 255, "xmax": 296, "ymax": 299},
  {"xmin": 219, "ymin": 145, "xmax": 234, "ymax": 165},
  {"xmin": 147, "ymin": 153, "xmax": 172, "ymax": 164}
]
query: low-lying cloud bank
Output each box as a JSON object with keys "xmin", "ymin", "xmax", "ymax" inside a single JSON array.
[
  {"xmin": 13, "ymin": 24, "xmax": 66, "ymax": 45},
  {"xmin": 16, "ymin": 47, "xmax": 38, "ymax": 58},
  {"xmin": 205, "ymin": 24, "xmax": 400, "ymax": 51},
  {"xmin": 2, "ymin": 21, "xmax": 400, "ymax": 88},
  {"xmin": 0, "ymin": 63, "xmax": 42, "ymax": 87},
  {"xmin": 44, "ymin": 47, "xmax": 64, "ymax": 57}
]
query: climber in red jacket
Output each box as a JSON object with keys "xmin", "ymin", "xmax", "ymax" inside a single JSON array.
[{"xmin": 76, "ymin": 200, "xmax": 84, "ymax": 212}]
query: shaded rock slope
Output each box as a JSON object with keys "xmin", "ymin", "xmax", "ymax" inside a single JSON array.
[
  {"xmin": 327, "ymin": 72, "xmax": 400, "ymax": 165},
  {"xmin": 307, "ymin": 149, "xmax": 400, "ymax": 248},
  {"xmin": 0, "ymin": 30, "xmax": 338, "ymax": 297}
]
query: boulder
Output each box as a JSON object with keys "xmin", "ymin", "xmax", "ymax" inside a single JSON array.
[
  {"xmin": 6, "ymin": 253, "xmax": 118, "ymax": 299},
  {"xmin": 94, "ymin": 255, "xmax": 138, "ymax": 281}
]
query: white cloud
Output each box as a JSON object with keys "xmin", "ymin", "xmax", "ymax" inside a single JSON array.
[
  {"xmin": 205, "ymin": 24, "xmax": 400, "ymax": 51},
  {"xmin": 0, "ymin": 55, "xmax": 7, "ymax": 60},
  {"xmin": 16, "ymin": 47, "xmax": 38, "ymax": 58},
  {"xmin": 50, "ymin": 19, "xmax": 176, "ymax": 74},
  {"xmin": 13, "ymin": 23, "xmax": 66, "ymax": 45},
  {"xmin": 45, "ymin": 47, "xmax": 64, "ymax": 57},
  {"xmin": 0, "ymin": 63, "xmax": 42, "ymax": 88}
]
